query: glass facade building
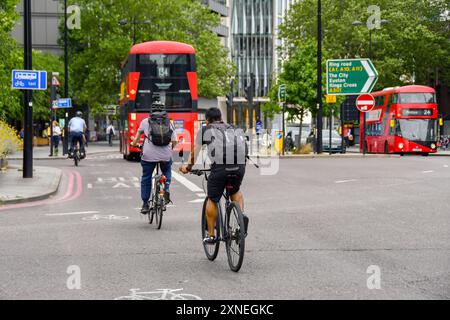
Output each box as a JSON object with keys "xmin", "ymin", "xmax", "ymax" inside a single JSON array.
[{"xmin": 231, "ymin": 0, "xmax": 274, "ymax": 98}]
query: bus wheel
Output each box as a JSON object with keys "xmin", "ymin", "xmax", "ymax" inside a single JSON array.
[
  {"xmin": 422, "ymin": 153, "xmax": 429, "ymax": 157},
  {"xmin": 384, "ymin": 142, "xmax": 389, "ymax": 154},
  {"xmin": 400, "ymin": 153, "xmax": 405, "ymax": 156}
]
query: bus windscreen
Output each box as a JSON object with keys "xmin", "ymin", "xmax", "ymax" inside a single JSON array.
[
  {"xmin": 135, "ymin": 54, "xmax": 193, "ymax": 110},
  {"xmin": 393, "ymin": 93, "xmax": 436, "ymax": 104},
  {"xmin": 396, "ymin": 119, "xmax": 438, "ymax": 142}
]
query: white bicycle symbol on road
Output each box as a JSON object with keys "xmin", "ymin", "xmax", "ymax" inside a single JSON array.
[
  {"xmin": 82, "ymin": 214, "xmax": 129, "ymax": 221},
  {"xmin": 115, "ymin": 288, "xmax": 202, "ymax": 300}
]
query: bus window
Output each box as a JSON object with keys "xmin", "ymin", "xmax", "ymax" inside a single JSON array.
[{"xmin": 392, "ymin": 93, "xmax": 436, "ymax": 104}]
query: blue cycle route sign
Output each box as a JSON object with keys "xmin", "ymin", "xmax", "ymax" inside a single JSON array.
[
  {"xmin": 11, "ymin": 70, "xmax": 47, "ymax": 90},
  {"xmin": 256, "ymin": 121, "xmax": 263, "ymax": 134},
  {"xmin": 54, "ymin": 98, "xmax": 72, "ymax": 109}
]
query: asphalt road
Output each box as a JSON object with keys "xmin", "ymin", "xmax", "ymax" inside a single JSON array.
[{"xmin": 1, "ymin": 153, "xmax": 449, "ymax": 300}]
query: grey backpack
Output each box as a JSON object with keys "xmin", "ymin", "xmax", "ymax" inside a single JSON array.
[{"xmin": 204, "ymin": 122, "xmax": 248, "ymax": 165}]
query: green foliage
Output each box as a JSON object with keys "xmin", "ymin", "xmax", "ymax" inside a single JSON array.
[
  {"xmin": 279, "ymin": 0, "xmax": 450, "ymax": 89},
  {"xmin": 265, "ymin": 0, "xmax": 449, "ymax": 121},
  {"xmin": 0, "ymin": 0, "xmax": 21, "ymax": 121},
  {"xmin": 264, "ymin": 39, "xmax": 344, "ymax": 120},
  {"xmin": 0, "ymin": 0, "xmax": 64, "ymax": 122},
  {"xmin": 67, "ymin": 0, "xmax": 234, "ymax": 113}
]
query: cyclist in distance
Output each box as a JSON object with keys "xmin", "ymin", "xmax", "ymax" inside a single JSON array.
[
  {"xmin": 180, "ymin": 107, "xmax": 248, "ymax": 244},
  {"xmin": 68, "ymin": 111, "xmax": 87, "ymax": 159},
  {"xmin": 131, "ymin": 101, "xmax": 178, "ymax": 214}
]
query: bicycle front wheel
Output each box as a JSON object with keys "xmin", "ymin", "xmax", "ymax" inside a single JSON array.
[
  {"xmin": 156, "ymin": 197, "xmax": 163, "ymax": 230},
  {"xmin": 225, "ymin": 202, "xmax": 245, "ymax": 272},
  {"xmin": 201, "ymin": 198, "xmax": 220, "ymax": 261}
]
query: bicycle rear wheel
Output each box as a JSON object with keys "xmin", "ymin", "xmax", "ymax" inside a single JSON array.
[
  {"xmin": 225, "ymin": 202, "xmax": 245, "ymax": 272},
  {"xmin": 153, "ymin": 184, "xmax": 163, "ymax": 229},
  {"xmin": 156, "ymin": 197, "xmax": 163, "ymax": 230},
  {"xmin": 201, "ymin": 198, "xmax": 220, "ymax": 261},
  {"xmin": 74, "ymin": 151, "xmax": 79, "ymax": 166}
]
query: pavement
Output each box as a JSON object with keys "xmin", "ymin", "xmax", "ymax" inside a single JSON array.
[
  {"xmin": 8, "ymin": 140, "xmax": 120, "ymax": 160},
  {"xmin": 0, "ymin": 153, "xmax": 449, "ymax": 299},
  {"xmin": 0, "ymin": 165, "xmax": 62, "ymax": 205},
  {"xmin": 1, "ymin": 141, "xmax": 118, "ymax": 205}
]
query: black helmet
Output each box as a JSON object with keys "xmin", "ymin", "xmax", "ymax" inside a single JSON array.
[
  {"xmin": 151, "ymin": 100, "xmax": 165, "ymax": 112},
  {"xmin": 76, "ymin": 111, "xmax": 83, "ymax": 117}
]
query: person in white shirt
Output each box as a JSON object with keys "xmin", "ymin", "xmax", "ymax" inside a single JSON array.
[
  {"xmin": 68, "ymin": 111, "xmax": 87, "ymax": 158},
  {"xmin": 107, "ymin": 123, "xmax": 115, "ymax": 146},
  {"xmin": 52, "ymin": 120, "xmax": 62, "ymax": 156}
]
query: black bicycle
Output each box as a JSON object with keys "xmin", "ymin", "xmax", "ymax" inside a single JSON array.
[
  {"xmin": 190, "ymin": 169, "xmax": 246, "ymax": 272},
  {"xmin": 73, "ymin": 144, "xmax": 81, "ymax": 166},
  {"xmin": 148, "ymin": 162, "xmax": 167, "ymax": 229}
]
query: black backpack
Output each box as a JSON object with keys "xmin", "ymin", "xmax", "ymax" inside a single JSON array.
[
  {"xmin": 147, "ymin": 111, "xmax": 173, "ymax": 146},
  {"xmin": 205, "ymin": 122, "xmax": 249, "ymax": 165}
]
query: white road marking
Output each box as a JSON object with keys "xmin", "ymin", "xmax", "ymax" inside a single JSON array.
[
  {"xmin": 112, "ymin": 182, "xmax": 131, "ymax": 188},
  {"xmin": 444, "ymin": 165, "xmax": 449, "ymax": 168},
  {"xmin": 134, "ymin": 182, "xmax": 140, "ymax": 188},
  {"xmin": 335, "ymin": 179, "xmax": 357, "ymax": 184},
  {"xmin": 171, "ymin": 171, "xmax": 203, "ymax": 193},
  {"xmin": 87, "ymin": 183, "xmax": 93, "ymax": 189},
  {"xmin": 422, "ymin": 170, "xmax": 434, "ymax": 174},
  {"xmin": 196, "ymin": 193, "xmax": 206, "ymax": 197},
  {"xmin": 46, "ymin": 211, "xmax": 99, "ymax": 216},
  {"xmin": 189, "ymin": 199, "xmax": 205, "ymax": 203},
  {"xmin": 97, "ymin": 177, "xmax": 104, "ymax": 183}
]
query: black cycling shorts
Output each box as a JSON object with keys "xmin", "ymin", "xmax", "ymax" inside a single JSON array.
[{"xmin": 207, "ymin": 164, "xmax": 245, "ymax": 203}]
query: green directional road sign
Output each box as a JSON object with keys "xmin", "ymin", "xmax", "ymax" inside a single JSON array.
[
  {"xmin": 278, "ymin": 84, "xmax": 286, "ymax": 102},
  {"xmin": 326, "ymin": 59, "xmax": 378, "ymax": 95}
]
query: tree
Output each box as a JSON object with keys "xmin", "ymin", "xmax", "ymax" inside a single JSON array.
[
  {"xmin": 65, "ymin": 0, "xmax": 234, "ymax": 114},
  {"xmin": 0, "ymin": 0, "xmax": 22, "ymax": 122},
  {"xmin": 263, "ymin": 39, "xmax": 344, "ymax": 126},
  {"xmin": 279, "ymin": 0, "xmax": 450, "ymax": 89},
  {"xmin": 0, "ymin": 0, "xmax": 64, "ymax": 124}
]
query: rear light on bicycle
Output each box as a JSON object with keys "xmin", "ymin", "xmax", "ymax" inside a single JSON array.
[{"xmin": 159, "ymin": 176, "xmax": 166, "ymax": 184}]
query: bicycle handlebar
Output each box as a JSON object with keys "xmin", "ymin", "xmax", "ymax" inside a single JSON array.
[{"xmin": 189, "ymin": 169, "xmax": 211, "ymax": 176}]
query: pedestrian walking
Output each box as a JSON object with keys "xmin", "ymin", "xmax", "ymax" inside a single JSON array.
[
  {"xmin": 51, "ymin": 120, "xmax": 62, "ymax": 156},
  {"xmin": 107, "ymin": 123, "xmax": 115, "ymax": 146}
]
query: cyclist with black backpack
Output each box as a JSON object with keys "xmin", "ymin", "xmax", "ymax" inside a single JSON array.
[
  {"xmin": 180, "ymin": 107, "xmax": 249, "ymax": 244},
  {"xmin": 131, "ymin": 101, "xmax": 178, "ymax": 214}
]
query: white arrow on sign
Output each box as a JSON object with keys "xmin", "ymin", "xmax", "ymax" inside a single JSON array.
[{"xmin": 361, "ymin": 60, "xmax": 377, "ymax": 93}]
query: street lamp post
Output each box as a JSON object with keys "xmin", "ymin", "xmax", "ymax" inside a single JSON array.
[
  {"xmin": 23, "ymin": 0, "xmax": 33, "ymax": 178},
  {"xmin": 316, "ymin": 0, "xmax": 323, "ymax": 154},
  {"xmin": 352, "ymin": 19, "xmax": 389, "ymax": 155}
]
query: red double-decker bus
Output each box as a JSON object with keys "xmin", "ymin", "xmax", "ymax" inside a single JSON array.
[
  {"xmin": 118, "ymin": 41, "xmax": 198, "ymax": 160},
  {"xmin": 360, "ymin": 85, "xmax": 439, "ymax": 155}
]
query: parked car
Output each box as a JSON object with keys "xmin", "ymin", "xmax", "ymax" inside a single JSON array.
[{"xmin": 322, "ymin": 130, "xmax": 345, "ymax": 153}]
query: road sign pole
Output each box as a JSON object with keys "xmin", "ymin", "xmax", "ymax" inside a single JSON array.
[
  {"xmin": 23, "ymin": 0, "xmax": 33, "ymax": 178},
  {"xmin": 282, "ymin": 102, "xmax": 286, "ymax": 156},
  {"xmin": 49, "ymin": 76, "xmax": 57, "ymax": 156},
  {"xmin": 362, "ymin": 112, "xmax": 367, "ymax": 155},
  {"xmin": 329, "ymin": 106, "xmax": 332, "ymax": 155},
  {"xmin": 340, "ymin": 103, "xmax": 345, "ymax": 152},
  {"xmin": 63, "ymin": 0, "xmax": 69, "ymax": 156}
]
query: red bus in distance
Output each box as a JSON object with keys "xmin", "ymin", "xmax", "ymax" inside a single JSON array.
[
  {"xmin": 360, "ymin": 85, "xmax": 439, "ymax": 155},
  {"xmin": 118, "ymin": 41, "xmax": 198, "ymax": 160}
]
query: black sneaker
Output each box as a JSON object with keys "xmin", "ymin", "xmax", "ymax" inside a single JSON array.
[
  {"xmin": 164, "ymin": 191, "xmax": 171, "ymax": 205},
  {"xmin": 140, "ymin": 202, "xmax": 150, "ymax": 215},
  {"xmin": 243, "ymin": 214, "xmax": 249, "ymax": 237},
  {"xmin": 203, "ymin": 235, "xmax": 217, "ymax": 245}
]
